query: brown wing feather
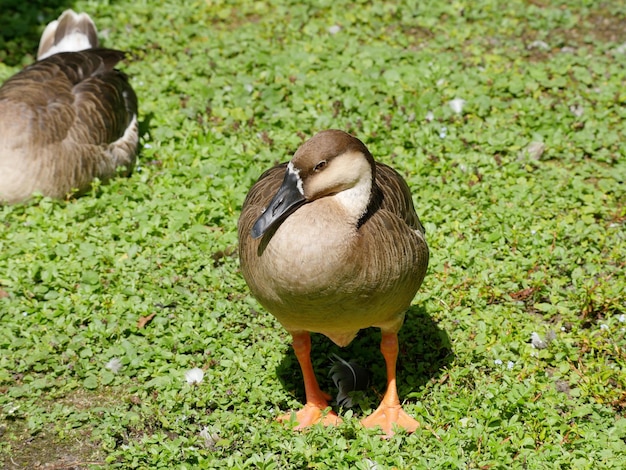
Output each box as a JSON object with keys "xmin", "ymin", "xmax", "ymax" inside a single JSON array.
[
  {"xmin": 360, "ymin": 163, "xmax": 425, "ymax": 235},
  {"xmin": 0, "ymin": 49, "xmax": 138, "ymax": 203},
  {"xmin": 362, "ymin": 163, "xmax": 429, "ymax": 307},
  {"xmin": 1, "ymin": 49, "xmax": 135, "ymax": 147}
]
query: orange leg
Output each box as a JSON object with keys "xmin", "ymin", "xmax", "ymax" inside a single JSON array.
[
  {"xmin": 360, "ymin": 332, "xmax": 420, "ymax": 438},
  {"xmin": 277, "ymin": 331, "xmax": 341, "ymax": 429}
]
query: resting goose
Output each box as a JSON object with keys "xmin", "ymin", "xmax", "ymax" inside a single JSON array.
[
  {"xmin": 238, "ymin": 129, "xmax": 429, "ymax": 437},
  {"xmin": 0, "ymin": 10, "xmax": 138, "ymax": 204}
]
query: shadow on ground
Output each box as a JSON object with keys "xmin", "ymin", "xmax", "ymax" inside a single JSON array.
[{"xmin": 276, "ymin": 305, "xmax": 453, "ymax": 415}]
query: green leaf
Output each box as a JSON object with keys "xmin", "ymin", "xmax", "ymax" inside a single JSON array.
[{"xmin": 83, "ymin": 375, "xmax": 98, "ymax": 390}]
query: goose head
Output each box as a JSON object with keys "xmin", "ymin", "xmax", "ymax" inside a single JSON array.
[{"xmin": 251, "ymin": 130, "xmax": 376, "ymax": 239}]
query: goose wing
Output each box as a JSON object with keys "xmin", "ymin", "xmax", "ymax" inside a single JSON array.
[
  {"xmin": 0, "ymin": 49, "xmax": 136, "ymax": 148},
  {"xmin": 370, "ymin": 163, "xmax": 426, "ymax": 235}
]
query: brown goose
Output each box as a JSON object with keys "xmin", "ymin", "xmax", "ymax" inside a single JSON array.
[
  {"xmin": 0, "ymin": 10, "xmax": 138, "ymax": 204},
  {"xmin": 238, "ymin": 129, "xmax": 429, "ymax": 437}
]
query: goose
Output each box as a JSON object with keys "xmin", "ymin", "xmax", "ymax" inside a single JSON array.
[
  {"xmin": 0, "ymin": 10, "xmax": 138, "ymax": 204},
  {"xmin": 238, "ymin": 129, "xmax": 429, "ymax": 437}
]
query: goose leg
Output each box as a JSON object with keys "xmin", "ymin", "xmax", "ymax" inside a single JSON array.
[
  {"xmin": 361, "ymin": 332, "xmax": 419, "ymax": 438},
  {"xmin": 278, "ymin": 331, "xmax": 341, "ymax": 429}
]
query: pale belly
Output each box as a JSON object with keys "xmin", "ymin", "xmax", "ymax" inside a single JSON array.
[{"xmin": 249, "ymin": 205, "xmax": 416, "ymax": 339}]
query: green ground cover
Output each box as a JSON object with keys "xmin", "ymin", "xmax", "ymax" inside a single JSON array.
[{"xmin": 1, "ymin": 0, "xmax": 625, "ymax": 468}]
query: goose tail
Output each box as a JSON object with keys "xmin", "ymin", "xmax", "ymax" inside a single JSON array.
[{"xmin": 37, "ymin": 10, "xmax": 98, "ymax": 60}]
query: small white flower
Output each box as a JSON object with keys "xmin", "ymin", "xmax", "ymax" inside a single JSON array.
[
  {"xmin": 618, "ymin": 314, "xmax": 625, "ymax": 323},
  {"xmin": 494, "ymin": 359, "xmax": 503, "ymax": 366},
  {"xmin": 105, "ymin": 357, "xmax": 123, "ymax": 374},
  {"xmin": 448, "ymin": 98, "xmax": 466, "ymax": 114},
  {"xmin": 527, "ymin": 40, "xmax": 550, "ymax": 51},
  {"xmin": 199, "ymin": 426, "xmax": 220, "ymax": 448},
  {"xmin": 328, "ymin": 25, "xmax": 341, "ymax": 35},
  {"xmin": 531, "ymin": 332, "xmax": 548, "ymax": 349},
  {"xmin": 521, "ymin": 141, "xmax": 545, "ymax": 160},
  {"xmin": 425, "ymin": 111, "xmax": 434, "ymax": 122},
  {"xmin": 363, "ymin": 458, "xmax": 381, "ymax": 470},
  {"xmin": 600, "ymin": 323, "xmax": 609, "ymax": 331},
  {"xmin": 143, "ymin": 143, "xmax": 152, "ymax": 149},
  {"xmin": 614, "ymin": 42, "xmax": 626, "ymax": 55},
  {"xmin": 439, "ymin": 126, "xmax": 447, "ymax": 139},
  {"xmin": 507, "ymin": 361, "xmax": 515, "ymax": 370},
  {"xmin": 185, "ymin": 367, "xmax": 204, "ymax": 385},
  {"xmin": 570, "ymin": 104, "xmax": 584, "ymax": 118},
  {"xmin": 459, "ymin": 417, "xmax": 472, "ymax": 427},
  {"xmin": 244, "ymin": 83, "xmax": 254, "ymax": 93}
]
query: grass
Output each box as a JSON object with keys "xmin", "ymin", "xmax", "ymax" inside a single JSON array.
[{"xmin": 1, "ymin": 0, "xmax": 625, "ymax": 468}]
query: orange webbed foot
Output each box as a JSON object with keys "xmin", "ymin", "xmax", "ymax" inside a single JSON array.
[
  {"xmin": 361, "ymin": 404, "xmax": 419, "ymax": 438},
  {"xmin": 278, "ymin": 403, "xmax": 342, "ymax": 430}
]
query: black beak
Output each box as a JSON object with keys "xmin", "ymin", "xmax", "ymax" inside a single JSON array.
[{"xmin": 251, "ymin": 168, "xmax": 306, "ymax": 239}]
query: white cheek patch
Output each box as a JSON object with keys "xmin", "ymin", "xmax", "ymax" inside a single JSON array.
[
  {"xmin": 334, "ymin": 167, "xmax": 372, "ymax": 217},
  {"xmin": 287, "ymin": 161, "xmax": 304, "ymax": 195}
]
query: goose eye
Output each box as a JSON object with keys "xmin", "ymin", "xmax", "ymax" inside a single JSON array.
[{"xmin": 314, "ymin": 160, "xmax": 327, "ymax": 172}]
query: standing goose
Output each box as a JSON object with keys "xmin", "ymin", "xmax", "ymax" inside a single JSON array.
[
  {"xmin": 0, "ymin": 10, "xmax": 138, "ymax": 204},
  {"xmin": 238, "ymin": 129, "xmax": 429, "ymax": 437}
]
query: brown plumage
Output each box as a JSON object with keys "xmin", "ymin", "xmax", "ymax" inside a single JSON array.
[
  {"xmin": 238, "ymin": 129, "xmax": 429, "ymax": 437},
  {"xmin": 0, "ymin": 10, "xmax": 138, "ymax": 204}
]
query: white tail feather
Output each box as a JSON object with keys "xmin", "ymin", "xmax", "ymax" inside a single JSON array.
[{"xmin": 37, "ymin": 10, "xmax": 98, "ymax": 60}]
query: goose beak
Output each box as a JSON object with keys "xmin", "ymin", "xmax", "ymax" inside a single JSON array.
[{"xmin": 251, "ymin": 168, "xmax": 305, "ymax": 239}]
